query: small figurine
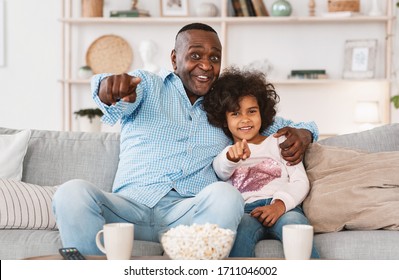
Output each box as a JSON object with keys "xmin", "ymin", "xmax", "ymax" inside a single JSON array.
[
  {"xmin": 139, "ymin": 40, "xmax": 160, "ymax": 74},
  {"xmin": 131, "ymin": 0, "xmax": 138, "ymax": 10},
  {"xmin": 309, "ymin": 0, "xmax": 315, "ymax": 17}
]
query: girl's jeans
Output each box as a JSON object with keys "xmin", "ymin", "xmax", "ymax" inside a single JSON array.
[
  {"xmin": 229, "ymin": 198, "xmax": 320, "ymax": 259},
  {"xmin": 52, "ymin": 179, "xmax": 244, "ymax": 255}
]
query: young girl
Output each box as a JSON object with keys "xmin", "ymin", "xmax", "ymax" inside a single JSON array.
[{"xmin": 202, "ymin": 67, "xmax": 319, "ymax": 258}]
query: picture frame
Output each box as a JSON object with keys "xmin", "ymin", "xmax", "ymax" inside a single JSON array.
[
  {"xmin": 343, "ymin": 39, "xmax": 378, "ymax": 79},
  {"xmin": 160, "ymin": 0, "xmax": 189, "ymax": 17}
]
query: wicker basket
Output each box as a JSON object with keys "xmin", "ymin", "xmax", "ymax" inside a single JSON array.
[
  {"xmin": 86, "ymin": 35, "xmax": 133, "ymax": 74},
  {"xmin": 328, "ymin": 0, "xmax": 360, "ymax": 12}
]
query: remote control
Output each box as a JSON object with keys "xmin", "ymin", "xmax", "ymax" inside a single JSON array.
[{"xmin": 59, "ymin": 247, "xmax": 86, "ymax": 260}]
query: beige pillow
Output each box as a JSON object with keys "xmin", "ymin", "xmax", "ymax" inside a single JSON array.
[
  {"xmin": 0, "ymin": 130, "xmax": 31, "ymax": 180},
  {"xmin": 303, "ymin": 143, "xmax": 399, "ymax": 233},
  {"xmin": 0, "ymin": 178, "xmax": 58, "ymax": 230}
]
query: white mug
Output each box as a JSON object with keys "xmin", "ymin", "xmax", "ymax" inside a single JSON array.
[
  {"xmin": 282, "ymin": 224, "xmax": 313, "ymax": 260},
  {"xmin": 95, "ymin": 223, "xmax": 134, "ymax": 260}
]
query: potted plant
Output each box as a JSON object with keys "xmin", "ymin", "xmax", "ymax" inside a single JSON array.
[
  {"xmin": 78, "ymin": 65, "xmax": 93, "ymax": 79},
  {"xmin": 74, "ymin": 108, "xmax": 103, "ymax": 132},
  {"xmin": 391, "ymin": 95, "xmax": 399, "ymax": 109}
]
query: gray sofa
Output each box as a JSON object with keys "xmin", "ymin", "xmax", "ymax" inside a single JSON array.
[{"xmin": 1, "ymin": 124, "xmax": 399, "ymax": 260}]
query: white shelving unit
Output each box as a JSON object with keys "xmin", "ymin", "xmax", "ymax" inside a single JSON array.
[{"xmin": 59, "ymin": 0, "xmax": 395, "ymax": 136}]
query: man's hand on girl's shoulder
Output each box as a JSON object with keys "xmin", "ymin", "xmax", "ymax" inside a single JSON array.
[{"xmin": 274, "ymin": 127, "xmax": 312, "ymax": 165}]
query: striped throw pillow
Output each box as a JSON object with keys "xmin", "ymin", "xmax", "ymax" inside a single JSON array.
[{"xmin": 0, "ymin": 179, "xmax": 58, "ymax": 230}]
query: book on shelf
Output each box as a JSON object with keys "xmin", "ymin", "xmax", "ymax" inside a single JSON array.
[
  {"xmin": 251, "ymin": 0, "xmax": 269, "ymax": 16},
  {"xmin": 288, "ymin": 69, "xmax": 328, "ymax": 79},
  {"xmin": 231, "ymin": 0, "xmax": 268, "ymax": 17},
  {"xmin": 231, "ymin": 0, "xmax": 244, "ymax": 17},
  {"xmin": 110, "ymin": 9, "xmax": 150, "ymax": 18},
  {"xmin": 288, "ymin": 74, "xmax": 328, "ymax": 80},
  {"xmin": 245, "ymin": 0, "xmax": 257, "ymax": 16},
  {"xmin": 291, "ymin": 69, "xmax": 326, "ymax": 74},
  {"xmin": 239, "ymin": 0, "xmax": 250, "ymax": 17}
]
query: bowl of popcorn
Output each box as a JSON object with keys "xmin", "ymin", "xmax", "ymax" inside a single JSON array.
[{"xmin": 160, "ymin": 223, "xmax": 236, "ymax": 260}]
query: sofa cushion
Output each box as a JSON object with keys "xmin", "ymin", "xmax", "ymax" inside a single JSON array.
[
  {"xmin": 318, "ymin": 123, "xmax": 399, "ymax": 152},
  {"xmin": 303, "ymin": 143, "xmax": 399, "ymax": 233},
  {"xmin": 0, "ymin": 229, "xmax": 164, "ymax": 259},
  {"xmin": 0, "ymin": 130, "xmax": 31, "ymax": 180},
  {"xmin": 0, "ymin": 127, "xmax": 120, "ymax": 191},
  {"xmin": 255, "ymin": 230, "xmax": 399, "ymax": 260},
  {"xmin": 0, "ymin": 229, "xmax": 62, "ymax": 259},
  {"xmin": 313, "ymin": 230, "xmax": 399, "ymax": 260},
  {"xmin": 0, "ymin": 179, "xmax": 58, "ymax": 230}
]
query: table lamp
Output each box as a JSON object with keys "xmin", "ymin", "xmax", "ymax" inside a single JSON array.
[{"xmin": 354, "ymin": 101, "xmax": 380, "ymax": 131}]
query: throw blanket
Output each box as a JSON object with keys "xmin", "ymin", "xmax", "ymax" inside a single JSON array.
[{"xmin": 303, "ymin": 143, "xmax": 399, "ymax": 233}]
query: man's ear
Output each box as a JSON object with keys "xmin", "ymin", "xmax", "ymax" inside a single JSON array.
[{"xmin": 171, "ymin": 49, "xmax": 177, "ymax": 70}]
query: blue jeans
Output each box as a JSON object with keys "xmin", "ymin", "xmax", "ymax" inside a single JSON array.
[
  {"xmin": 229, "ymin": 198, "xmax": 320, "ymax": 258},
  {"xmin": 52, "ymin": 179, "xmax": 244, "ymax": 255}
]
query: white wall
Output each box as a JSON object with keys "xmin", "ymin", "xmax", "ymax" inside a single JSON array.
[
  {"xmin": 0, "ymin": 0, "xmax": 398, "ymax": 132},
  {"xmin": 0, "ymin": 0, "xmax": 60, "ymax": 130}
]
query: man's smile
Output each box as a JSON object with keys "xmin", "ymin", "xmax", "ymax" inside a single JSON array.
[{"xmin": 195, "ymin": 74, "xmax": 211, "ymax": 82}]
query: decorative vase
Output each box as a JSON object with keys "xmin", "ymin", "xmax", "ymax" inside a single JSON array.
[
  {"xmin": 368, "ymin": 0, "xmax": 383, "ymax": 16},
  {"xmin": 271, "ymin": 0, "xmax": 292, "ymax": 17},
  {"xmin": 196, "ymin": 3, "xmax": 218, "ymax": 17},
  {"xmin": 81, "ymin": 0, "xmax": 104, "ymax": 17}
]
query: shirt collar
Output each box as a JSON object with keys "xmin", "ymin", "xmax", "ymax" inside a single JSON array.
[
  {"xmin": 159, "ymin": 68, "xmax": 174, "ymax": 81},
  {"xmin": 158, "ymin": 68, "xmax": 204, "ymax": 106}
]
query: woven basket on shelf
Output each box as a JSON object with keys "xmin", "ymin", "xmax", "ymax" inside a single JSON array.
[
  {"xmin": 328, "ymin": 0, "xmax": 360, "ymax": 12},
  {"xmin": 86, "ymin": 34, "xmax": 133, "ymax": 74}
]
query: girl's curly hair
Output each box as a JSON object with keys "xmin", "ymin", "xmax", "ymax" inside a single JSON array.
[{"xmin": 202, "ymin": 67, "xmax": 279, "ymax": 139}]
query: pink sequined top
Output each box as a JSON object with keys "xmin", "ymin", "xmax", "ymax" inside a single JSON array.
[{"xmin": 212, "ymin": 136, "xmax": 310, "ymax": 212}]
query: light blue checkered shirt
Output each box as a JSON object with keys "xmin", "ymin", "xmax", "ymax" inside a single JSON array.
[{"xmin": 92, "ymin": 69, "xmax": 319, "ymax": 208}]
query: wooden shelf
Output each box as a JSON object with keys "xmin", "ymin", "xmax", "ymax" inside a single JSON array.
[
  {"xmin": 59, "ymin": 17, "xmax": 224, "ymax": 24},
  {"xmin": 224, "ymin": 15, "xmax": 393, "ymax": 23},
  {"xmin": 59, "ymin": 15, "xmax": 393, "ymax": 24}
]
